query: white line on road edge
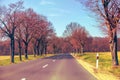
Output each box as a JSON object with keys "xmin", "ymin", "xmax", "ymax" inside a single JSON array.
[
  {"xmin": 52, "ymin": 60, "xmax": 56, "ymax": 62},
  {"xmin": 21, "ymin": 78, "xmax": 26, "ymax": 80},
  {"xmin": 42, "ymin": 64, "xmax": 48, "ymax": 68}
]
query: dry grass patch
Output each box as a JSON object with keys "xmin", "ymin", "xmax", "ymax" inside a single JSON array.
[
  {"xmin": 0, "ymin": 56, "xmax": 11, "ymax": 60},
  {"xmin": 0, "ymin": 54, "xmax": 55, "ymax": 66},
  {"xmin": 72, "ymin": 52, "xmax": 120, "ymax": 80}
]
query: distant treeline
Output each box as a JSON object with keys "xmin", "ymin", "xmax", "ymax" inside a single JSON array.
[{"xmin": 0, "ymin": 37, "xmax": 120, "ymax": 55}]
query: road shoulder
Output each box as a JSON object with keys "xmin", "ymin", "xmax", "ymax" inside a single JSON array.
[{"xmin": 71, "ymin": 54, "xmax": 119, "ymax": 80}]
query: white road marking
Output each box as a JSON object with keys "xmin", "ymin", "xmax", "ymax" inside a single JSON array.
[
  {"xmin": 42, "ymin": 64, "xmax": 48, "ymax": 68},
  {"xmin": 21, "ymin": 78, "xmax": 26, "ymax": 80},
  {"xmin": 52, "ymin": 60, "xmax": 56, "ymax": 62}
]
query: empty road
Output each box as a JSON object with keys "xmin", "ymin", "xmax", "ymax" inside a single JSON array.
[{"xmin": 0, "ymin": 54, "xmax": 97, "ymax": 80}]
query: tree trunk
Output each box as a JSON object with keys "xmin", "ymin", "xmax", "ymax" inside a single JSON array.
[
  {"xmin": 36, "ymin": 46, "xmax": 39, "ymax": 55},
  {"xmin": 18, "ymin": 40, "xmax": 22, "ymax": 61},
  {"xmin": 33, "ymin": 45, "xmax": 37, "ymax": 57},
  {"xmin": 81, "ymin": 43, "xmax": 84, "ymax": 55},
  {"xmin": 109, "ymin": 28, "xmax": 119, "ymax": 66},
  {"xmin": 25, "ymin": 43, "xmax": 28, "ymax": 59},
  {"xmin": 44, "ymin": 44, "xmax": 47, "ymax": 55},
  {"xmin": 53, "ymin": 44, "xmax": 56, "ymax": 54},
  {"xmin": 10, "ymin": 36, "xmax": 15, "ymax": 63},
  {"xmin": 81, "ymin": 46, "xmax": 84, "ymax": 55},
  {"xmin": 33, "ymin": 40, "xmax": 37, "ymax": 57},
  {"xmin": 77, "ymin": 48, "xmax": 80, "ymax": 53},
  {"xmin": 40, "ymin": 44, "xmax": 44, "ymax": 55},
  {"xmin": 37, "ymin": 47, "xmax": 40, "ymax": 55},
  {"xmin": 37, "ymin": 40, "xmax": 40, "ymax": 55}
]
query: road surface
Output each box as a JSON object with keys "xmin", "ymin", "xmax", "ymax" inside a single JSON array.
[{"xmin": 0, "ymin": 54, "xmax": 97, "ymax": 80}]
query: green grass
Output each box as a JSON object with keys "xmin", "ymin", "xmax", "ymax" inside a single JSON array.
[
  {"xmin": 75, "ymin": 52, "xmax": 120, "ymax": 78},
  {"xmin": 0, "ymin": 54, "xmax": 54, "ymax": 66}
]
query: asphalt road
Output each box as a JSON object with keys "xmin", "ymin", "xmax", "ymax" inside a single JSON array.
[{"xmin": 0, "ymin": 54, "xmax": 97, "ymax": 80}]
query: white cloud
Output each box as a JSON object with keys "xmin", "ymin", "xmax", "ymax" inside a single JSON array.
[
  {"xmin": 47, "ymin": 13, "xmax": 62, "ymax": 17},
  {"xmin": 46, "ymin": 8, "xmax": 71, "ymax": 18},
  {"xmin": 40, "ymin": 0, "xmax": 55, "ymax": 5},
  {"xmin": 50, "ymin": 8, "xmax": 71, "ymax": 15}
]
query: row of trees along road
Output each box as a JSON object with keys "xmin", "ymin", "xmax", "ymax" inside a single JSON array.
[
  {"xmin": 0, "ymin": 1, "xmax": 55, "ymax": 63},
  {"xmin": 77, "ymin": 0, "xmax": 120, "ymax": 66},
  {"xmin": 3, "ymin": 34, "xmax": 120, "ymax": 54}
]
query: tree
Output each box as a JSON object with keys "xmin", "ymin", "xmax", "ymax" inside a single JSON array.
[
  {"xmin": 50, "ymin": 35, "xmax": 59, "ymax": 54},
  {"xmin": 84, "ymin": 37, "xmax": 93, "ymax": 52},
  {"xmin": 91, "ymin": 37, "xmax": 109, "ymax": 52},
  {"xmin": 32, "ymin": 15, "xmax": 54, "ymax": 56},
  {"xmin": 0, "ymin": 40, "xmax": 10, "ymax": 55},
  {"xmin": 63, "ymin": 22, "xmax": 89, "ymax": 54},
  {"xmin": 42, "ymin": 23, "xmax": 55, "ymax": 55},
  {"xmin": 15, "ymin": 12, "xmax": 23, "ymax": 61},
  {"xmin": 78, "ymin": 0, "xmax": 120, "ymax": 66},
  {"xmin": 47, "ymin": 33, "xmax": 56, "ymax": 53},
  {"xmin": 60, "ymin": 38, "xmax": 73, "ymax": 53},
  {"xmin": 32, "ymin": 15, "xmax": 46, "ymax": 56},
  {"xmin": 21, "ymin": 8, "xmax": 38, "ymax": 59},
  {"xmin": 47, "ymin": 35, "xmax": 64, "ymax": 54},
  {"xmin": 0, "ymin": 1, "xmax": 23, "ymax": 63},
  {"xmin": 63, "ymin": 22, "xmax": 80, "ymax": 37},
  {"xmin": 72, "ymin": 27, "xmax": 89, "ymax": 54}
]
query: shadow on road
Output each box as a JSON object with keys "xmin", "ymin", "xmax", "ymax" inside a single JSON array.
[{"xmin": 44, "ymin": 54, "xmax": 74, "ymax": 60}]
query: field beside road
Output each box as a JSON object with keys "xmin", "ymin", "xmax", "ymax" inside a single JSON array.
[
  {"xmin": 0, "ymin": 54, "xmax": 54, "ymax": 66},
  {"xmin": 72, "ymin": 52, "xmax": 120, "ymax": 80}
]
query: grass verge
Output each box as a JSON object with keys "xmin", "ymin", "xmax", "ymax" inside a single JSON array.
[
  {"xmin": 0, "ymin": 54, "xmax": 54, "ymax": 66},
  {"xmin": 72, "ymin": 52, "xmax": 120, "ymax": 80}
]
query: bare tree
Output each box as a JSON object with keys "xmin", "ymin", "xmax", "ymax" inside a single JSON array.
[
  {"xmin": 20, "ymin": 8, "xmax": 38, "ymax": 59},
  {"xmin": 78, "ymin": 0, "xmax": 120, "ymax": 66},
  {"xmin": 63, "ymin": 22, "xmax": 80, "ymax": 37},
  {"xmin": 15, "ymin": 12, "xmax": 23, "ymax": 61},
  {"xmin": 64, "ymin": 22, "xmax": 89, "ymax": 54},
  {"xmin": 0, "ymin": 1, "xmax": 23, "ymax": 63},
  {"xmin": 32, "ymin": 15, "xmax": 54, "ymax": 56},
  {"xmin": 72, "ymin": 27, "xmax": 89, "ymax": 54}
]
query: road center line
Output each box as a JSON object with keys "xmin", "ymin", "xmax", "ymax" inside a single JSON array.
[
  {"xmin": 21, "ymin": 78, "xmax": 26, "ymax": 80},
  {"xmin": 52, "ymin": 60, "xmax": 56, "ymax": 62},
  {"xmin": 42, "ymin": 64, "xmax": 48, "ymax": 68}
]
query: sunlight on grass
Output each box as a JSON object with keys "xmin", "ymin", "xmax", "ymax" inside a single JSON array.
[
  {"xmin": 72, "ymin": 52, "xmax": 120, "ymax": 80},
  {"xmin": 0, "ymin": 56, "xmax": 11, "ymax": 60}
]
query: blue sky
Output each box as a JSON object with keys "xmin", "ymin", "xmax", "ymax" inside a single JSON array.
[{"xmin": 0, "ymin": 0, "xmax": 104, "ymax": 37}]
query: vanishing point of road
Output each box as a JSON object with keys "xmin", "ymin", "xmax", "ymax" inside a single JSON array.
[{"xmin": 0, "ymin": 54, "xmax": 97, "ymax": 80}]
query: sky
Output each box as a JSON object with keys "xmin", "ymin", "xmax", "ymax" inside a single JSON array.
[{"xmin": 0, "ymin": 0, "xmax": 104, "ymax": 37}]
